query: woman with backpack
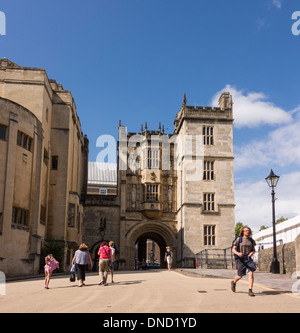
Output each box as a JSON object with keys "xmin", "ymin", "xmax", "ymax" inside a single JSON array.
[{"xmin": 231, "ymin": 226, "xmax": 256, "ymax": 296}]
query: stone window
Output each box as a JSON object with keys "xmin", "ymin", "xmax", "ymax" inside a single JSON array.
[
  {"xmin": 143, "ymin": 148, "xmax": 159, "ymax": 169},
  {"xmin": 12, "ymin": 207, "xmax": 29, "ymax": 227},
  {"xmin": 203, "ymin": 160, "xmax": 214, "ymax": 180},
  {"xmin": 203, "ymin": 193, "xmax": 215, "ymax": 211},
  {"xmin": 43, "ymin": 148, "xmax": 49, "ymax": 165},
  {"xmin": 40, "ymin": 205, "xmax": 46, "ymax": 225},
  {"xmin": 0, "ymin": 124, "xmax": 7, "ymax": 141},
  {"xmin": 145, "ymin": 184, "xmax": 159, "ymax": 201},
  {"xmin": 68, "ymin": 203, "xmax": 75, "ymax": 227},
  {"xmin": 204, "ymin": 225, "xmax": 216, "ymax": 245},
  {"xmin": 17, "ymin": 131, "xmax": 33, "ymax": 152},
  {"xmin": 51, "ymin": 156, "xmax": 58, "ymax": 170},
  {"xmin": 203, "ymin": 126, "xmax": 214, "ymax": 145},
  {"xmin": 99, "ymin": 188, "xmax": 107, "ymax": 195}
]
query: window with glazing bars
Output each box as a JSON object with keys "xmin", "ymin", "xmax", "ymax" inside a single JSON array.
[
  {"xmin": 203, "ymin": 126, "xmax": 214, "ymax": 145},
  {"xmin": 12, "ymin": 207, "xmax": 29, "ymax": 226},
  {"xmin": 146, "ymin": 184, "xmax": 158, "ymax": 201},
  {"xmin": 68, "ymin": 203, "xmax": 75, "ymax": 227},
  {"xmin": 143, "ymin": 149, "xmax": 159, "ymax": 169},
  {"xmin": 204, "ymin": 225, "xmax": 216, "ymax": 245},
  {"xmin": 203, "ymin": 193, "xmax": 215, "ymax": 211},
  {"xmin": 203, "ymin": 160, "xmax": 214, "ymax": 180},
  {"xmin": 17, "ymin": 131, "xmax": 33, "ymax": 152}
]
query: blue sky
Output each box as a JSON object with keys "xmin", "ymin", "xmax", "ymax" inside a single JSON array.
[{"xmin": 1, "ymin": 0, "xmax": 300, "ymax": 232}]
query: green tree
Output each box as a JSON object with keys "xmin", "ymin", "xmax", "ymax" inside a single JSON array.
[
  {"xmin": 276, "ymin": 216, "xmax": 288, "ymax": 224},
  {"xmin": 235, "ymin": 222, "xmax": 245, "ymax": 237},
  {"xmin": 259, "ymin": 225, "xmax": 268, "ymax": 231},
  {"xmin": 259, "ymin": 216, "xmax": 289, "ymax": 231}
]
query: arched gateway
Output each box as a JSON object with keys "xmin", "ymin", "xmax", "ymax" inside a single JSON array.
[
  {"xmin": 123, "ymin": 221, "xmax": 177, "ymax": 270},
  {"xmin": 84, "ymin": 93, "xmax": 235, "ymax": 271}
]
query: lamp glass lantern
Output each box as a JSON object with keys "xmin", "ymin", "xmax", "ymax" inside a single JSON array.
[{"xmin": 265, "ymin": 169, "xmax": 280, "ymax": 188}]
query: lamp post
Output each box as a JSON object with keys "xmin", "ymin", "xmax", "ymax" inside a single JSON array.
[{"xmin": 265, "ymin": 169, "xmax": 280, "ymax": 274}]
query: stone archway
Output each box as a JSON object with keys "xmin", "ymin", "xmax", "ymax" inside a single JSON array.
[
  {"xmin": 124, "ymin": 221, "xmax": 177, "ymax": 270},
  {"xmin": 135, "ymin": 232, "xmax": 167, "ymax": 268}
]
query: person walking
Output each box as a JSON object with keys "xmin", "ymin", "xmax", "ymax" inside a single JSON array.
[
  {"xmin": 98, "ymin": 241, "xmax": 111, "ymax": 286},
  {"xmin": 231, "ymin": 226, "xmax": 256, "ymax": 296},
  {"xmin": 109, "ymin": 241, "xmax": 116, "ymax": 283},
  {"xmin": 72, "ymin": 243, "xmax": 93, "ymax": 287},
  {"xmin": 44, "ymin": 254, "xmax": 59, "ymax": 289},
  {"xmin": 164, "ymin": 246, "xmax": 174, "ymax": 272}
]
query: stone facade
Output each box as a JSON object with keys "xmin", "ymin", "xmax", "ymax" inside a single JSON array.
[
  {"xmin": 174, "ymin": 92, "xmax": 235, "ymax": 267},
  {"xmin": 0, "ymin": 58, "xmax": 235, "ymax": 274},
  {"xmin": 83, "ymin": 195, "xmax": 120, "ymax": 268},
  {"xmin": 83, "ymin": 92, "xmax": 235, "ymax": 270},
  {"xmin": 0, "ymin": 59, "xmax": 88, "ymax": 276}
]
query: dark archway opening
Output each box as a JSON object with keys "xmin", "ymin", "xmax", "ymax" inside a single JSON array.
[{"xmin": 135, "ymin": 232, "xmax": 167, "ymax": 269}]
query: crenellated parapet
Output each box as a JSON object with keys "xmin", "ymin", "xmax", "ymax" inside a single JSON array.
[{"xmin": 174, "ymin": 92, "xmax": 233, "ymax": 134}]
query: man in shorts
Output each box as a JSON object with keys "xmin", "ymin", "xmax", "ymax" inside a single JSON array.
[{"xmin": 231, "ymin": 226, "xmax": 256, "ymax": 296}]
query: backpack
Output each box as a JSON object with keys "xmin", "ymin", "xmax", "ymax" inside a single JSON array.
[{"xmin": 232, "ymin": 236, "xmax": 254, "ymax": 260}]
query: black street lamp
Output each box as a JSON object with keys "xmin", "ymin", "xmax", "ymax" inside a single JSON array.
[{"xmin": 265, "ymin": 169, "xmax": 280, "ymax": 274}]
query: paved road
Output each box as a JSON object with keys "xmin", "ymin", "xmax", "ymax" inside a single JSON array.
[{"xmin": 1, "ymin": 269, "xmax": 300, "ymax": 313}]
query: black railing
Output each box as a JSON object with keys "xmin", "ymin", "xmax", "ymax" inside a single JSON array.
[{"xmin": 195, "ymin": 247, "xmax": 235, "ymax": 269}]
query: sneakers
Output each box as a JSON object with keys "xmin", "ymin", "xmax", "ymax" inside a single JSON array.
[
  {"xmin": 231, "ymin": 281, "xmax": 236, "ymax": 292},
  {"xmin": 99, "ymin": 280, "xmax": 108, "ymax": 286},
  {"xmin": 231, "ymin": 281, "xmax": 255, "ymax": 296},
  {"xmin": 248, "ymin": 289, "xmax": 255, "ymax": 297}
]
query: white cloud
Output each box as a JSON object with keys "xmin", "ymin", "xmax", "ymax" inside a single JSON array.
[
  {"xmin": 272, "ymin": 0, "xmax": 282, "ymax": 9},
  {"xmin": 211, "ymin": 84, "xmax": 292, "ymax": 128},
  {"xmin": 211, "ymin": 85, "xmax": 300, "ymax": 232},
  {"xmin": 256, "ymin": 18, "xmax": 267, "ymax": 30},
  {"xmin": 235, "ymin": 172, "xmax": 300, "ymax": 232},
  {"xmin": 234, "ymin": 112, "xmax": 300, "ymax": 171}
]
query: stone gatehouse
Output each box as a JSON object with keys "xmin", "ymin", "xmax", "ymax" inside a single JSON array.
[{"xmin": 83, "ymin": 92, "xmax": 235, "ymax": 270}]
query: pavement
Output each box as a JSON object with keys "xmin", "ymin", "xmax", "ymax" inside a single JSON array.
[
  {"xmin": 1, "ymin": 268, "xmax": 299, "ymax": 315},
  {"xmin": 178, "ymin": 268, "xmax": 300, "ymax": 294}
]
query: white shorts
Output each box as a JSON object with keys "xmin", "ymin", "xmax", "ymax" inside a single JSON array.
[{"xmin": 167, "ymin": 256, "xmax": 172, "ymax": 264}]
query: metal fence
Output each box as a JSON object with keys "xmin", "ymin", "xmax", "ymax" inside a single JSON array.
[{"xmin": 195, "ymin": 247, "xmax": 235, "ymax": 269}]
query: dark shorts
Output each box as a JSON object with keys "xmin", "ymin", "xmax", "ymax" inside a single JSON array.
[{"xmin": 236, "ymin": 256, "xmax": 256, "ymax": 277}]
